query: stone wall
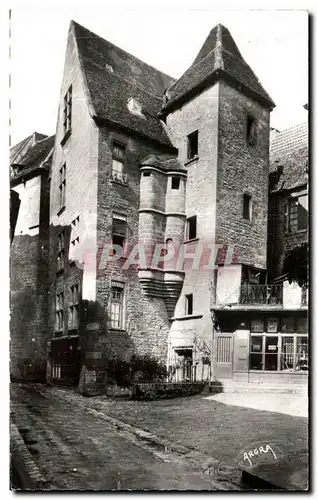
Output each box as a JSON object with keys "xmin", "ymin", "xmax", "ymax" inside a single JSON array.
[
  {"xmin": 95, "ymin": 125, "xmax": 176, "ymax": 366},
  {"xmin": 10, "ymin": 173, "xmax": 50, "ymax": 381},
  {"xmin": 48, "ymin": 22, "xmax": 99, "ymax": 351},
  {"xmin": 216, "ymin": 82, "xmax": 270, "ymax": 270}
]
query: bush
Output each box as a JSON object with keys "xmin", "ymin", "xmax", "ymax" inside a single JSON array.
[{"xmin": 107, "ymin": 355, "xmax": 167, "ymax": 387}]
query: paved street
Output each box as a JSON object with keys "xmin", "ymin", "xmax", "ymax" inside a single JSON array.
[{"xmin": 10, "ymin": 384, "xmax": 234, "ymax": 491}]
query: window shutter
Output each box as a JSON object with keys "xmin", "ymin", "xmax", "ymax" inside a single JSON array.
[{"xmin": 112, "ymin": 215, "xmax": 127, "ymax": 236}]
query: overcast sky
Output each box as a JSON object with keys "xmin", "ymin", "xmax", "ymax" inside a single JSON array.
[{"xmin": 9, "ymin": 6, "xmax": 308, "ymax": 146}]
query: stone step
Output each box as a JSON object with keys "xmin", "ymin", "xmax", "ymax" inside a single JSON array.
[{"xmin": 209, "ymin": 381, "xmax": 307, "ymax": 395}]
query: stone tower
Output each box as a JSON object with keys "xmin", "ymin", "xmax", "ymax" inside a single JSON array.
[{"xmin": 160, "ymin": 24, "xmax": 275, "ymax": 380}]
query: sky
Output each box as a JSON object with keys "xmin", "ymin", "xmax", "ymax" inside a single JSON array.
[{"xmin": 9, "ymin": 5, "xmax": 308, "ymax": 146}]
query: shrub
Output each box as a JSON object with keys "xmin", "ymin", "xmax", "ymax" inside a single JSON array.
[{"xmin": 107, "ymin": 354, "xmax": 167, "ymax": 387}]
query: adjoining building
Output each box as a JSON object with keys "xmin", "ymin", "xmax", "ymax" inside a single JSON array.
[{"xmin": 10, "ymin": 21, "xmax": 308, "ymax": 389}]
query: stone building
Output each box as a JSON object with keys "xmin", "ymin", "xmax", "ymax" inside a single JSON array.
[
  {"xmin": 10, "ymin": 133, "xmax": 54, "ymax": 380},
  {"xmin": 10, "ymin": 21, "xmax": 308, "ymax": 388}
]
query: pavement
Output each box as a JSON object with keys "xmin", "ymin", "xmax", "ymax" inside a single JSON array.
[
  {"xmin": 10, "ymin": 384, "xmax": 240, "ymax": 491},
  {"xmin": 204, "ymin": 392, "xmax": 308, "ymax": 418},
  {"xmin": 10, "ymin": 383, "xmax": 308, "ymax": 491}
]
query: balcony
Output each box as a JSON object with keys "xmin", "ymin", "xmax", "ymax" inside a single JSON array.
[
  {"xmin": 239, "ymin": 284, "xmax": 283, "ymax": 306},
  {"xmin": 111, "ymin": 171, "xmax": 128, "ymax": 185}
]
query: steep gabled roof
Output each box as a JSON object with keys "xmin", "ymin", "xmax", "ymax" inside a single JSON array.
[
  {"xmin": 10, "ymin": 132, "xmax": 48, "ymax": 165},
  {"xmin": 270, "ymin": 122, "xmax": 308, "ymax": 159},
  {"xmin": 10, "ymin": 134, "xmax": 55, "ymax": 186},
  {"xmin": 269, "ymin": 122, "xmax": 308, "ymax": 193},
  {"xmin": 162, "ymin": 24, "xmax": 275, "ymax": 114},
  {"xmin": 72, "ymin": 21, "xmax": 176, "ymax": 148}
]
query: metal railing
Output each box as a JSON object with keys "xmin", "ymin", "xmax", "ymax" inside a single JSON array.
[
  {"xmin": 239, "ymin": 283, "xmax": 283, "ymax": 305},
  {"xmin": 111, "ymin": 171, "xmax": 128, "ymax": 185}
]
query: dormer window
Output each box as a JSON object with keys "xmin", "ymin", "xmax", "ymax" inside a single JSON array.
[
  {"xmin": 127, "ymin": 98, "xmax": 145, "ymax": 118},
  {"xmin": 105, "ymin": 63, "xmax": 113, "ymax": 72}
]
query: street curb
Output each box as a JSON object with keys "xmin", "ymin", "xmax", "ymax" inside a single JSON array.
[{"xmin": 10, "ymin": 422, "xmax": 48, "ymax": 491}]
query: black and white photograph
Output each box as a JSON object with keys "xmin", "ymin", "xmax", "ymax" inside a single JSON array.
[{"xmin": 8, "ymin": 3, "xmax": 309, "ymax": 492}]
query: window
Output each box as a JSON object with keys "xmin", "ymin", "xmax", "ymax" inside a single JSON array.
[
  {"xmin": 249, "ymin": 317, "xmax": 308, "ymax": 372},
  {"xmin": 288, "ymin": 194, "xmax": 308, "ymax": 232},
  {"xmin": 110, "ymin": 282, "xmax": 124, "ymax": 328},
  {"xmin": 70, "ymin": 216, "xmax": 80, "ymax": 262},
  {"xmin": 143, "ymin": 171, "xmax": 151, "ymax": 177},
  {"xmin": 185, "ymin": 294, "xmax": 193, "ymax": 315},
  {"xmin": 127, "ymin": 97, "xmax": 144, "ymax": 118},
  {"xmin": 112, "ymin": 143, "xmax": 127, "ymax": 184},
  {"xmin": 171, "ymin": 177, "xmax": 180, "ymax": 190},
  {"xmin": 56, "ymin": 292, "xmax": 64, "ymax": 331},
  {"xmin": 246, "ymin": 114, "xmax": 257, "ymax": 145},
  {"xmin": 69, "ymin": 284, "xmax": 79, "ymax": 330},
  {"xmin": 186, "ymin": 216, "xmax": 197, "ymax": 240},
  {"xmin": 57, "ymin": 230, "xmax": 65, "ymax": 273},
  {"xmin": 296, "ymin": 337, "xmax": 308, "ymax": 371},
  {"xmin": 243, "ymin": 194, "xmax": 252, "ymax": 220},
  {"xmin": 112, "ymin": 213, "xmax": 127, "ymax": 253},
  {"xmin": 63, "ymin": 86, "xmax": 72, "ymax": 135},
  {"xmin": 250, "ymin": 335, "xmax": 263, "ymax": 370},
  {"xmin": 59, "ymin": 164, "xmax": 66, "ymax": 210},
  {"xmin": 187, "ymin": 130, "xmax": 198, "ymax": 160}
]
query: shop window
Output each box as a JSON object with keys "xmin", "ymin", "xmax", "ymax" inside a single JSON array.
[
  {"xmin": 250, "ymin": 335, "xmax": 263, "ymax": 370},
  {"xmin": 249, "ymin": 330, "xmax": 308, "ymax": 373},
  {"xmin": 265, "ymin": 336, "xmax": 278, "ymax": 371},
  {"xmin": 296, "ymin": 337, "xmax": 308, "ymax": 371},
  {"xmin": 281, "ymin": 336, "xmax": 294, "ymax": 371}
]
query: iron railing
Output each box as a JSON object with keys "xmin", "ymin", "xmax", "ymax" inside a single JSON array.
[{"xmin": 239, "ymin": 283, "xmax": 283, "ymax": 305}]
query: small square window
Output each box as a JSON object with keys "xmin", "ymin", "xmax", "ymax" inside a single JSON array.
[
  {"xmin": 186, "ymin": 216, "xmax": 197, "ymax": 240},
  {"xmin": 171, "ymin": 177, "xmax": 180, "ymax": 190},
  {"xmin": 243, "ymin": 194, "xmax": 252, "ymax": 220},
  {"xmin": 185, "ymin": 294, "xmax": 193, "ymax": 315},
  {"xmin": 187, "ymin": 130, "xmax": 198, "ymax": 160}
]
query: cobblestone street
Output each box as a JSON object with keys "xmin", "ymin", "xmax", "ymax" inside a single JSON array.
[{"xmin": 10, "ymin": 384, "xmax": 238, "ymax": 491}]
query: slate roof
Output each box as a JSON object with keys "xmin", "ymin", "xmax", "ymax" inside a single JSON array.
[
  {"xmin": 270, "ymin": 122, "xmax": 308, "ymax": 159},
  {"xmin": 72, "ymin": 21, "xmax": 176, "ymax": 148},
  {"xmin": 269, "ymin": 122, "xmax": 308, "ymax": 193},
  {"xmin": 10, "ymin": 134, "xmax": 55, "ymax": 185},
  {"xmin": 10, "ymin": 132, "xmax": 48, "ymax": 165},
  {"xmin": 140, "ymin": 154, "xmax": 185, "ymax": 173},
  {"xmin": 162, "ymin": 24, "xmax": 275, "ymax": 114}
]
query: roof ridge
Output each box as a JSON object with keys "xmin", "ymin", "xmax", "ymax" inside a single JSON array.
[{"xmin": 71, "ymin": 20, "xmax": 176, "ymax": 90}]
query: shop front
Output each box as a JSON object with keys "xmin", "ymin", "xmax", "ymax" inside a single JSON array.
[{"xmin": 215, "ymin": 311, "xmax": 308, "ymax": 385}]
